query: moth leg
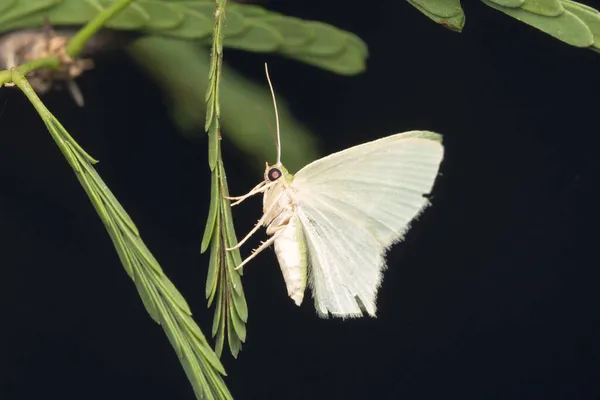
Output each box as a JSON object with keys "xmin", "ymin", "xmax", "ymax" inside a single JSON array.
[
  {"xmin": 226, "ymin": 180, "xmax": 277, "ymax": 206},
  {"xmin": 230, "ymin": 190, "xmax": 264, "ymax": 206},
  {"xmin": 225, "ymin": 180, "xmax": 264, "ymax": 199},
  {"xmin": 226, "ymin": 213, "xmax": 269, "ymax": 251},
  {"xmin": 235, "ymin": 227, "xmax": 286, "ymax": 270},
  {"xmin": 226, "ymin": 190, "xmax": 286, "ymax": 251}
]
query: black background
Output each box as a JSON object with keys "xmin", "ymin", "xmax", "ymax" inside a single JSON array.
[{"xmin": 1, "ymin": 1, "xmax": 599, "ymax": 399}]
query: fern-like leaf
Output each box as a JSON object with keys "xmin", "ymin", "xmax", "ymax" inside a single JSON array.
[
  {"xmin": 0, "ymin": 0, "xmax": 368, "ymax": 75},
  {"xmin": 482, "ymin": 0, "xmax": 600, "ymax": 50},
  {"xmin": 406, "ymin": 0, "xmax": 600, "ymax": 53},
  {"xmin": 10, "ymin": 70, "xmax": 233, "ymax": 400},
  {"xmin": 407, "ymin": 0, "xmax": 466, "ymax": 31},
  {"xmin": 200, "ymin": 0, "xmax": 248, "ymax": 359}
]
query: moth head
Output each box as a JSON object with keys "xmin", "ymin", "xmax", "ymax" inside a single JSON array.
[{"xmin": 264, "ymin": 162, "xmax": 293, "ymax": 183}]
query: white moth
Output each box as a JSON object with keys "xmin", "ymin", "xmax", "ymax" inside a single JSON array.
[{"xmin": 227, "ymin": 64, "xmax": 444, "ymax": 318}]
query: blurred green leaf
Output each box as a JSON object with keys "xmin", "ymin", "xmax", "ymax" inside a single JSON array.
[
  {"xmin": 0, "ymin": 0, "xmax": 55, "ymax": 27},
  {"xmin": 0, "ymin": 0, "xmax": 368, "ymax": 75},
  {"xmin": 127, "ymin": 36, "xmax": 318, "ymax": 173}
]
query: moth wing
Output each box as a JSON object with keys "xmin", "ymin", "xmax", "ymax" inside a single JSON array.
[
  {"xmin": 295, "ymin": 200, "xmax": 385, "ymax": 317},
  {"xmin": 292, "ymin": 131, "xmax": 444, "ymax": 318}
]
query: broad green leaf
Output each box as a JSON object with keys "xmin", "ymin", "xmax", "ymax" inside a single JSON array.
[
  {"xmin": 562, "ymin": 0, "xmax": 600, "ymax": 13},
  {"xmin": 563, "ymin": 0, "xmax": 600, "ymax": 50},
  {"xmin": 219, "ymin": 20, "xmax": 283, "ymax": 52},
  {"xmin": 408, "ymin": 0, "xmax": 465, "ymax": 17},
  {"xmin": 521, "ymin": 0, "xmax": 564, "ymax": 17},
  {"xmin": 407, "ymin": 0, "xmax": 466, "ymax": 32},
  {"xmin": 283, "ymin": 21, "xmax": 347, "ymax": 56},
  {"xmin": 127, "ymin": 36, "xmax": 318, "ymax": 173},
  {"xmin": 404, "ymin": 0, "xmax": 600, "ymax": 55},
  {"xmin": 99, "ymin": 1, "xmax": 151, "ymax": 30},
  {"xmin": 488, "ymin": 0, "xmax": 526, "ymax": 6},
  {"xmin": 0, "ymin": 0, "xmax": 55, "ymax": 26},
  {"xmin": 284, "ymin": 41, "xmax": 367, "ymax": 75},
  {"xmin": 136, "ymin": 1, "xmax": 184, "ymax": 30},
  {"xmin": 38, "ymin": 0, "xmax": 99, "ymax": 25},
  {"xmin": 261, "ymin": 15, "xmax": 314, "ymax": 48},
  {"xmin": 0, "ymin": 0, "xmax": 17, "ymax": 15},
  {"xmin": 0, "ymin": 0, "xmax": 368, "ymax": 76},
  {"xmin": 216, "ymin": 9, "xmax": 248, "ymax": 37},
  {"xmin": 159, "ymin": 7, "xmax": 212, "ymax": 38},
  {"xmin": 482, "ymin": 0, "xmax": 594, "ymax": 47},
  {"xmin": 228, "ymin": 3, "xmax": 268, "ymax": 18}
]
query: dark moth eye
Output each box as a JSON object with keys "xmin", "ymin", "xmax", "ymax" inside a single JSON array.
[{"xmin": 267, "ymin": 167, "xmax": 282, "ymax": 182}]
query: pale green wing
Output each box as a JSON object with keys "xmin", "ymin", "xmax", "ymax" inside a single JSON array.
[{"xmin": 292, "ymin": 131, "xmax": 444, "ymax": 318}]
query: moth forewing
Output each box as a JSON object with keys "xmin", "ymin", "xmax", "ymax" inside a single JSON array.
[{"xmin": 290, "ymin": 131, "xmax": 445, "ymax": 318}]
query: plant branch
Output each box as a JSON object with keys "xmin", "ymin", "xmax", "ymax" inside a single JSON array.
[
  {"xmin": 66, "ymin": 0, "xmax": 135, "ymax": 58},
  {"xmin": 11, "ymin": 68, "xmax": 233, "ymax": 400},
  {"xmin": 0, "ymin": 57, "xmax": 61, "ymax": 87},
  {"xmin": 202, "ymin": 0, "xmax": 249, "ymax": 358},
  {"xmin": 0, "ymin": 0, "xmax": 135, "ymax": 86}
]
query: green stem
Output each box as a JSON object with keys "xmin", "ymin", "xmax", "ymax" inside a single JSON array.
[
  {"xmin": 0, "ymin": 57, "xmax": 62, "ymax": 86},
  {"xmin": 0, "ymin": 71, "xmax": 11, "ymax": 86},
  {"xmin": 17, "ymin": 57, "xmax": 61, "ymax": 75},
  {"xmin": 11, "ymin": 70, "xmax": 50, "ymax": 117},
  {"xmin": 65, "ymin": 0, "xmax": 135, "ymax": 58},
  {"xmin": 0, "ymin": 0, "xmax": 133, "ymax": 87}
]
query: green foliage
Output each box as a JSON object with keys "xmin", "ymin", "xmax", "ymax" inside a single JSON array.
[
  {"xmin": 199, "ymin": 0, "xmax": 248, "ymax": 359},
  {"xmin": 127, "ymin": 36, "xmax": 318, "ymax": 173},
  {"xmin": 483, "ymin": 0, "xmax": 600, "ymax": 50},
  {"xmin": 8, "ymin": 69, "xmax": 232, "ymax": 400},
  {"xmin": 407, "ymin": 0, "xmax": 600, "ymax": 52},
  {"xmin": 0, "ymin": 0, "xmax": 368, "ymax": 75},
  {"xmin": 13, "ymin": 0, "xmax": 600, "ymax": 398},
  {"xmin": 0, "ymin": 0, "xmax": 368, "ymax": 396},
  {"xmin": 407, "ymin": 0, "xmax": 466, "ymax": 31}
]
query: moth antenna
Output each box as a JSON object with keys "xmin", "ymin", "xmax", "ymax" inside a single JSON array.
[{"xmin": 264, "ymin": 62, "xmax": 282, "ymax": 166}]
